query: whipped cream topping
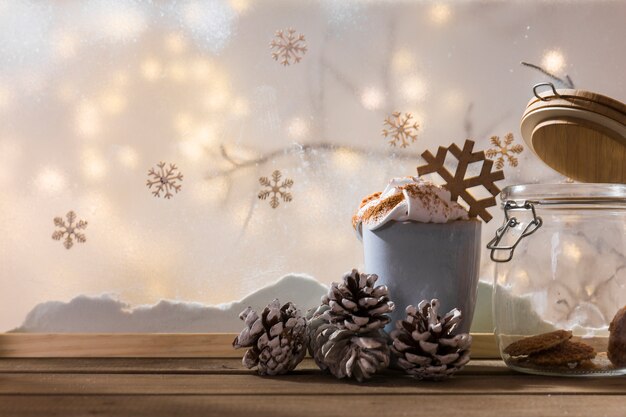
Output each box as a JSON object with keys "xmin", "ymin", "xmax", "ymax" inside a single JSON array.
[{"xmin": 353, "ymin": 177, "xmax": 468, "ymax": 235}]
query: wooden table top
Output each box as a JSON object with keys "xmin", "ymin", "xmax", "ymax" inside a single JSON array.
[{"xmin": 0, "ymin": 358, "xmax": 625, "ymax": 416}]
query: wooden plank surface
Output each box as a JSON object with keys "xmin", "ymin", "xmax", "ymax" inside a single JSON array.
[
  {"xmin": 0, "ymin": 358, "xmax": 512, "ymax": 375},
  {"xmin": 2, "ymin": 395, "xmax": 626, "ymax": 417},
  {"xmin": 0, "ymin": 334, "xmax": 239, "ymax": 358},
  {"xmin": 0, "ymin": 358, "xmax": 624, "ymax": 417},
  {"xmin": 0, "ymin": 333, "xmax": 500, "ymax": 358},
  {"xmin": 1, "ymin": 371, "xmax": 625, "ymax": 395}
]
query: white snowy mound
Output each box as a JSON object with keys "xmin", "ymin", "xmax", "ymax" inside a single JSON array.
[{"xmin": 12, "ymin": 273, "xmax": 328, "ymax": 333}]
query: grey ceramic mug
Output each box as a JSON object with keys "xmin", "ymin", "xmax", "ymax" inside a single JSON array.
[{"xmin": 362, "ymin": 220, "xmax": 481, "ymax": 333}]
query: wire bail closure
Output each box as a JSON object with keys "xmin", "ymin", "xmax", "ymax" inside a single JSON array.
[
  {"xmin": 533, "ymin": 82, "xmax": 561, "ymax": 102},
  {"xmin": 486, "ymin": 201, "xmax": 543, "ymax": 263}
]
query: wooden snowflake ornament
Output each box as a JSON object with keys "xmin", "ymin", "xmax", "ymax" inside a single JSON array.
[
  {"xmin": 258, "ymin": 170, "xmax": 293, "ymax": 209},
  {"xmin": 146, "ymin": 162, "xmax": 183, "ymax": 199},
  {"xmin": 486, "ymin": 133, "xmax": 524, "ymax": 169},
  {"xmin": 417, "ymin": 139, "xmax": 505, "ymax": 222},
  {"xmin": 270, "ymin": 28, "xmax": 307, "ymax": 66},
  {"xmin": 52, "ymin": 211, "xmax": 88, "ymax": 249}
]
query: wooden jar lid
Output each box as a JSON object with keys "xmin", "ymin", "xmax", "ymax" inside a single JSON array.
[{"xmin": 521, "ymin": 84, "xmax": 626, "ymax": 183}]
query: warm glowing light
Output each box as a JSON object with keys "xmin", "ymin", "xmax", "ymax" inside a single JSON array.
[
  {"xmin": 430, "ymin": 3, "xmax": 452, "ymax": 24},
  {"xmin": 332, "ymin": 148, "xmax": 361, "ymax": 174},
  {"xmin": 203, "ymin": 88, "xmax": 230, "ymax": 110},
  {"xmin": 79, "ymin": 191, "xmax": 112, "ymax": 217},
  {"xmin": 229, "ymin": 0, "xmax": 250, "ymax": 13},
  {"xmin": 117, "ymin": 146, "xmax": 139, "ymax": 169},
  {"xmin": 392, "ymin": 49, "xmax": 415, "ymax": 73},
  {"xmin": 542, "ymin": 49, "xmax": 566, "ymax": 74},
  {"xmin": 287, "ymin": 117, "xmax": 309, "ymax": 139},
  {"xmin": 190, "ymin": 58, "xmax": 213, "ymax": 81},
  {"xmin": 141, "ymin": 58, "xmax": 162, "ymax": 81},
  {"xmin": 164, "ymin": 32, "xmax": 188, "ymax": 54},
  {"xmin": 563, "ymin": 242, "xmax": 582, "ymax": 262},
  {"xmin": 191, "ymin": 123, "xmax": 218, "ymax": 146},
  {"xmin": 82, "ymin": 148, "xmax": 108, "ymax": 180},
  {"xmin": 174, "ymin": 113, "xmax": 194, "ymax": 134},
  {"xmin": 168, "ymin": 62, "xmax": 189, "ymax": 82},
  {"xmin": 75, "ymin": 101, "xmax": 101, "ymax": 138},
  {"xmin": 99, "ymin": 91, "xmax": 127, "ymax": 114},
  {"xmin": 179, "ymin": 140, "xmax": 205, "ymax": 162},
  {"xmin": 442, "ymin": 90, "xmax": 465, "ymax": 111},
  {"xmin": 53, "ymin": 31, "xmax": 79, "ymax": 59},
  {"xmin": 192, "ymin": 178, "xmax": 228, "ymax": 204},
  {"xmin": 232, "ymin": 97, "xmax": 250, "ymax": 117},
  {"xmin": 360, "ymin": 87, "xmax": 385, "ymax": 110},
  {"xmin": 401, "ymin": 75, "xmax": 428, "ymax": 102},
  {"xmin": 35, "ymin": 167, "xmax": 67, "ymax": 193}
]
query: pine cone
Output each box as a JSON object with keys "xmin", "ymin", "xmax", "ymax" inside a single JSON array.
[
  {"xmin": 307, "ymin": 304, "xmax": 391, "ymax": 382},
  {"xmin": 321, "ymin": 269, "xmax": 395, "ymax": 333},
  {"xmin": 307, "ymin": 304, "xmax": 334, "ymax": 371},
  {"xmin": 390, "ymin": 299, "xmax": 472, "ymax": 381},
  {"xmin": 233, "ymin": 299, "xmax": 308, "ymax": 375}
]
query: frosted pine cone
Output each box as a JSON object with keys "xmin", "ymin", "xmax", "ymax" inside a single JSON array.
[
  {"xmin": 233, "ymin": 299, "xmax": 308, "ymax": 375},
  {"xmin": 307, "ymin": 304, "xmax": 334, "ymax": 371},
  {"xmin": 322, "ymin": 269, "xmax": 395, "ymax": 333},
  {"xmin": 307, "ymin": 304, "xmax": 390, "ymax": 382},
  {"xmin": 390, "ymin": 299, "xmax": 472, "ymax": 381}
]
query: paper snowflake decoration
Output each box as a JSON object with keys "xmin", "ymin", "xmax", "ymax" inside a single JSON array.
[
  {"xmin": 52, "ymin": 211, "xmax": 88, "ymax": 250},
  {"xmin": 258, "ymin": 170, "xmax": 293, "ymax": 209},
  {"xmin": 485, "ymin": 133, "xmax": 524, "ymax": 169},
  {"xmin": 146, "ymin": 162, "xmax": 183, "ymax": 199},
  {"xmin": 417, "ymin": 140, "xmax": 505, "ymax": 222},
  {"xmin": 382, "ymin": 112, "xmax": 420, "ymax": 148},
  {"xmin": 270, "ymin": 28, "xmax": 307, "ymax": 66}
]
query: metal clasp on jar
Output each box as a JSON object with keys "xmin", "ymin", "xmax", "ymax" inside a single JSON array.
[{"xmin": 487, "ymin": 201, "xmax": 543, "ymax": 263}]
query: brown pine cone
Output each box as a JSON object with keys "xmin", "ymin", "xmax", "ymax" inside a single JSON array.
[
  {"xmin": 321, "ymin": 269, "xmax": 395, "ymax": 333},
  {"xmin": 233, "ymin": 299, "xmax": 308, "ymax": 375},
  {"xmin": 307, "ymin": 304, "xmax": 390, "ymax": 382},
  {"xmin": 390, "ymin": 299, "xmax": 472, "ymax": 380}
]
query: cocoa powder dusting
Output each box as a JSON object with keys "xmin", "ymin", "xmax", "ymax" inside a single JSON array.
[
  {"xmin": 359, "ymin": 191, "xmax": 382, "ymax": 209},
  {"xmin": 362, "ymin": 193, "xmax": 404, "ymax": 224},
  {"xmin": 401, "ymin": 183, "xmax": 451, "ymax": 217}
]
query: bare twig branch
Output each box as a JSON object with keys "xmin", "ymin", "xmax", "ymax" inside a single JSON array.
[
  {"xmin": 520, "ymin": 61, "xmax": 575, "ymax": 88},
  {"xmin": 206, "ymin": 142, "xmax": 421, "ymax": 180}
]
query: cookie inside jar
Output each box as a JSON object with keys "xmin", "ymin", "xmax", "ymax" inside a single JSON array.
[{"xmin": 490, "ymin": 183, "xmax": 626, "ymax": 376}]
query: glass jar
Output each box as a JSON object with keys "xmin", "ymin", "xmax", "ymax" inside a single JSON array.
[{"xmin": 487, "ymin": 183, "xmax": 626, "ymax": 376}]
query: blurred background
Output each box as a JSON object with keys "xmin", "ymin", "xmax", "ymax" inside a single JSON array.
[{"xmin": 1, "ymin": 0, "xmax": 625, "ymax": 331}]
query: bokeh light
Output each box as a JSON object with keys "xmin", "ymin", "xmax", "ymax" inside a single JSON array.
[
  {"xmin": 75, "ymin": 101, "xmax": 102, "ymax": 138},
  {"xmin": 360, "ymin": 87, "xmax": 385, "ymax": 110},
  {"xmin": 429, "ymin": 3, "xmax": 452, "ymax": 24},
  {"xmin": 117, "ymin": 146, "xmax": 140, "ymax": 169},
  {"xmin": 287, "ymin": 117, "xmax": 309, "ymax": 139},
  {"xmin": 35, "ymin": 167, "xmax": 67, "ymax": 194},
  {"xmin": 541, "ymin": 49, "xmax": 566, "ymax": 74}
]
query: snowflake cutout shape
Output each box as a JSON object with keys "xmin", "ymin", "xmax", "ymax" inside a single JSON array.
[
  {"xmin": 485, "ymin": 133, "xmax": 524, "ymax": 169},
  {"xmin": 382, "ymin": 112, "xmax": 420, "ymax": 148},
  {"xmin": 270, "ymin": 28, "xmax": 307, "ymax": 66},
  {"xmin": 52, "ymin": 211, "xmax": 88, "ymax": 250},
  {"xmin": 258, "ymin": 170, "xmax": 293, "ymax": 209},
  {"xmin": 417, "ymin": 140, "xmax": 505, "ymax": 222},
  {"xmin": 146, "ymin": 162, "xmax": 183, "ymax": 199}
]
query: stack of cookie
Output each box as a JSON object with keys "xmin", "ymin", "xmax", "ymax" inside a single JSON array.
[{"xmin": 504, "ymin": 330, "xmax": 596, "ymax": 369}]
